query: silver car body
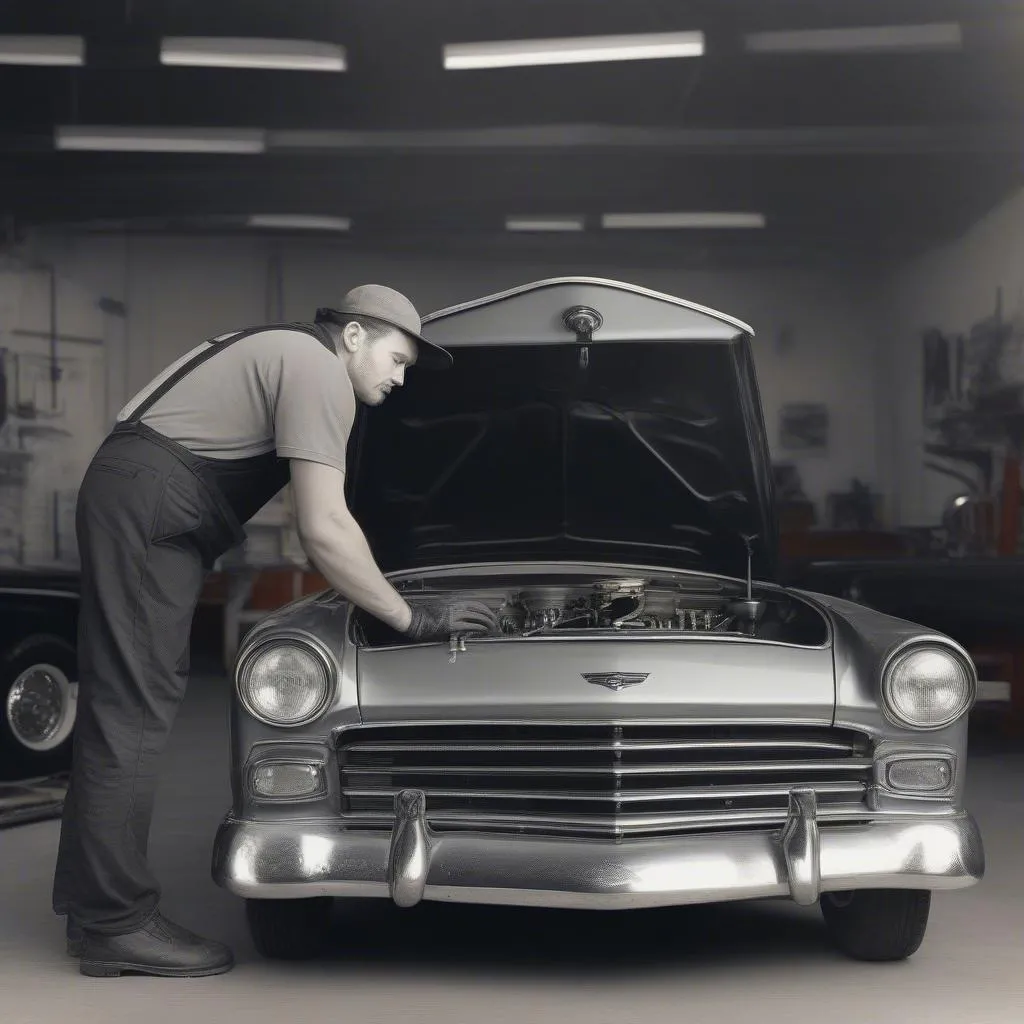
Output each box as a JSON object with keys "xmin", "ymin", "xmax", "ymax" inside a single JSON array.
[{"xmin": 211, "ymin": 279, "xmax": 983, "ymax": 920}]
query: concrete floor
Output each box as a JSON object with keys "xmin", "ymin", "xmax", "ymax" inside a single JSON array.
[{"xmin": 1, "ymin": 671, "xmax": 1022, "ymax": 1024}]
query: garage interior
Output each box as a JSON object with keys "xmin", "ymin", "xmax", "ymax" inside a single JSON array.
[{"xmin": 1, "ymin": 0, "xmax": 1023, "ymax": 1019}]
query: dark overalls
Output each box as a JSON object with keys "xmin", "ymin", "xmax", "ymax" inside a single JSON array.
[{"xmin": 52, "ymin": 320, "xmax": 337, "ymax": 934}]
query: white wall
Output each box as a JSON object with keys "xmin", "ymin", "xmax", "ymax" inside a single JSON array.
[
  {"xmin": 881, "ymin": 185, "xmax": 1024, "ymax": 525},
  {"xmin": 0, "ymin": 264, "xmax": 109, "ymax": 565},
  {"xmin": 18, "ymin": 232, "xmax": 887, "ymax": 524}
]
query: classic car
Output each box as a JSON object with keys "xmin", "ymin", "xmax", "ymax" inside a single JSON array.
[
  {"xmin": 211, "ymin": 277, "xmax": 985, "ymax": 964},
  {"xmin": 0, "ymin": 569, "xmax": 79, "ymax": 780}
]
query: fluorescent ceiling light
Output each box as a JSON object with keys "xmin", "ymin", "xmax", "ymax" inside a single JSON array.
[
  {"xmin": 444, "ymin": 31, "xmax": 704, "ymax": 70},
  {"xmin": 0, "ymin": 35, "xmax": 84, "ymax": 66},
  {"xmin": 744, "ymin": 22, "xmax": 962, "ymax": 54},
  {"xmin": 55, "ymin": 126, "xmax": 266, "ymax": 153},
  {"xmin": 506, "ymin": 216, "xmax": 585, "ymax": 232},
  {"xmin": 161, "ymin": 37, "xmax": 347, "ymax": 71},
  {"xmin": 247, "ymin": 215, "xmax": 351, "ymax": 231},
  {"xmin": 602, "ymin": 212, "xmax": 766, "ymax": 229}
]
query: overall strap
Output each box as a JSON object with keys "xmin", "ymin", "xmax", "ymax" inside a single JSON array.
[{"xmin": 124, "ymin": 321, "xmax": 335, "ymax": 424}]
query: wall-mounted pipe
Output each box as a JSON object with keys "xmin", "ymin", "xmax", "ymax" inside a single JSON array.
[
  {"xmin": 49, "ymin": 264, "xmax": 59, "ymax": 408},
  {"xmin": 26, "ymin": 261, "xmax": 62, "ymax": 411},
  {"xmin": 924, "ymin": 459, "xmax": 980, "ymax": 495},
  {"xmin": 265, "ymin": 246, "xmax": 285, "ymax": 321}
]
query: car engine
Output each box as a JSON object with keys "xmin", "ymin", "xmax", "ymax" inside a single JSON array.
[
  {"xmin": 352, "ymin": 573, "xmax": 830, "ymax": 647},
  {"xmin": 493, "ymin": 578, "xmax": 733, "ymax": 635}
]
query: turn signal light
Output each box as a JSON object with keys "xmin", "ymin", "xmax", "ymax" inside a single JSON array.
[
  {"xmin": 250, "ymin": 761, "xmax": 326, "ymax": 799},
  {"xmin": 885, "ymin": 757, "xmax": 952, "ymax": 793}
]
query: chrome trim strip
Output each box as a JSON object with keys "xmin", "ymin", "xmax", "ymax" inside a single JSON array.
[
  {"xmin": 0, "ymin": 587, "xmax": 78, "ymax": 599},
  {"xmin": 343, "ymin": 782, "xmax": 867, "ymax": 803},
  {"xmin": 421, "ymin": 276, "xmax": 755, "ymax": 338},
  {"xmin": 341, "ymin": 758, "xmax": 874, "ymax": 777},
  {"xmin": 356, "ymin": 631, "xmax": 831, "ymax": 652},
  {"xmin": 343, "ymin": 738, "xmax": 858, "ymax": 753},
  {"xmin": 333, "ymin": 717, "xmax": 843, "ymax": 736},
  {"xmin": 337, "ymin": 803, "xmax": 905, "ymax": 834},
  {"xmin": 387, "ymin": 559, "xmax": 773, "ymax": 586},
  {"xmin": 211, "ymin": 810, "xmax": 985, "ymax": 907}
]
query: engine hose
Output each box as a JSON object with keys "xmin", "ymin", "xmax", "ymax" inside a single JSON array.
[{"xmin": 612, "ymin": 593, "xmax": 646, "ymax": 628}]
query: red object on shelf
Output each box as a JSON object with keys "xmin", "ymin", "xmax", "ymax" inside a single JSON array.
[
  {"xmin": 998, "ymin": 453, "xmax": 1021, "ymax": 555},
  {"xmin": 969, "ymin": 642, "xmax": 1024, "ymax": 739},
  {"xmin": 200, "ymin": 568, "xmax": 329, "ymax": 610},
  {"xmin": 779, "ymin": 530, "xmax": 912, "ymax": 560},
  {"xmin": 248, "ymin": 568, "xmax": 329, "ymax": 609}
]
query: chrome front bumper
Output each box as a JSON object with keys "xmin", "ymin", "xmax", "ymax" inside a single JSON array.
[{"xmin": 211, "ymin": 788, "xmax": 985, "ymax": 910}]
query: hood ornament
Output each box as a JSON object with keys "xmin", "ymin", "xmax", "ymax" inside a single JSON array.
[
  {"xmin": 582, "ymin": 672, "xmax": 649, "ymax": 691},
  {"xmin": 562, "ymin": 305, "xmax": 603, "ymax": 369}
]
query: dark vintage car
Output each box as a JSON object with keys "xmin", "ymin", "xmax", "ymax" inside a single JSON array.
[
  {"xmin": 0, "ymin": 569, "xmax": 79, "ymax": 780},
  {"xmin": 210, "ymin": 278, "xmax": 985, "ymax": 964},
  {"xmin": 783, "ymin": 555, "xmax": 1024, "ymax": 652}
]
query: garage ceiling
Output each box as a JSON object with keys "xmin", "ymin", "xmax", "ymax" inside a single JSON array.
[{"xmin": 1, "ymin": 0, "xmax": 1023, "ymax": 265}]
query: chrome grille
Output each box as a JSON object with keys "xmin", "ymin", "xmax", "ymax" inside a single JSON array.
[{"xmin": 337, "ymin": 724, "xmax": 874, "ymax": 839}]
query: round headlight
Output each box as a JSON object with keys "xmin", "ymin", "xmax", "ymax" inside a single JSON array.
[
  {"xmin": 881, "ymin": 643, "xmax": 975, "ymax": 729},
  {"xmin": 238, "ymin": 639, "xmax": 333, "ymax": 727}
]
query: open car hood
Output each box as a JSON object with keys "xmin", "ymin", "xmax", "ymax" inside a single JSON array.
[{"xmin": 346, "ymin": 278, "xmax": 778, "ymax": 582}]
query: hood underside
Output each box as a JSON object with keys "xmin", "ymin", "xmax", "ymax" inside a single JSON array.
[{"xmin": 347, "ymin": 279, "xmax": 778, "ymax": 582}]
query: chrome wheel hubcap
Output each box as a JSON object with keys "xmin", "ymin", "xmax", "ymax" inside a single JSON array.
[{"xmin": 6, "ymin": 663, "xmax": 76, "ymax": 752}]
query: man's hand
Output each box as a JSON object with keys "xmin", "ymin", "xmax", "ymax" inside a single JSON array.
[{"xmin": 405, "ymin": 600, "xmax": 499, "ymax": 642}]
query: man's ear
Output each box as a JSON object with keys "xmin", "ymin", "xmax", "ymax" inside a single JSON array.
[{"xmin": 341, "ymin": 321, "xmax": 363, "ymax": 353}]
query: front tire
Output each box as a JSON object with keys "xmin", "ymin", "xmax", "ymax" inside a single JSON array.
[
  {"xmin": 820, "ymin": 889, "xmax": 931, "ymax": 961},
  {"xmin": 0, "ymin": 634, "xmax": 78, "ymax": 780},
  {"xmin": 245, "ymin": 897, "xmax": 334, "ymax": 960}
]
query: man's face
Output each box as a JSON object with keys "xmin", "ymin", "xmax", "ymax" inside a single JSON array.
[{"xmin": 344, "ymin": 324, "xmax": 418, "ymax": 405}]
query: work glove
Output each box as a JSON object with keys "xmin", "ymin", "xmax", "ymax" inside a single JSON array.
[{"xmin": 405, "ymin": 600, "xmax": 499, "ymax": 642}]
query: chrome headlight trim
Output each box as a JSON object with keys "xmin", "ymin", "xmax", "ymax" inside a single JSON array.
[
  {"xmin": 879, "ymin": 637, "xmax": 977, "ymax": 731},
  {"xmin": 235, "ymin": 630, "xmax": 338, "ymax": 728}
]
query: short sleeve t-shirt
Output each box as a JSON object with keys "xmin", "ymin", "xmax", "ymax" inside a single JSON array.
[{"xmin": 115, "ymin": 326, "xmax": 356, "ymax": 473}]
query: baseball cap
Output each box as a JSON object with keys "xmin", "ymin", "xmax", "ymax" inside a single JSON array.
[{"xmin": 316, "ymin": 284, "xmax": 452, "ymax": 370}]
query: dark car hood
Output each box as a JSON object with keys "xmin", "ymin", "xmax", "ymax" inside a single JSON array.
[{"xmin": 347, "ymin": 278, "xmax": 778, "ymax": 582}]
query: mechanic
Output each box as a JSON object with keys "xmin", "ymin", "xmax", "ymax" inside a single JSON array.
[{"xmin": 50, "ymin": 283, "xmax": 498, "ymax": 978}]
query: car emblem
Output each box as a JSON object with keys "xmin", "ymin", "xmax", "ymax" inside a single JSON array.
[{"xmin": 582, "ymin": 672, "xmax": 649, "ymax": 691}]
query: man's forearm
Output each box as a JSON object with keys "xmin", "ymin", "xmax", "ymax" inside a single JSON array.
[{"xmin": 299, "ymin": 512, "xmax": 412, "ymax": 632}]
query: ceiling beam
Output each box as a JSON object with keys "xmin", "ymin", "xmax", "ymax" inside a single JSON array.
[
  {"xmin": 267, "ymin": 122, "xmax": 1024, "ymax": 155},
  {"xmin": 2, "ymin": 121, "xmax": 1022, "ymax": 157}
]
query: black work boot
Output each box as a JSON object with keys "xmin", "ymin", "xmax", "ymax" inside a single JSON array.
[
  {"xmin": 78, "ymin": 911, "xmax": 235, "ymax": 978},
  {"xmin": 67, "ymin": 918, "xmax": 83, "ymax": 957}
]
